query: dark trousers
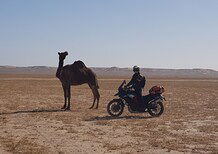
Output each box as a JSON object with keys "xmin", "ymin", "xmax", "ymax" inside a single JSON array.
[{"xmin": 134, "ymin": 88, "xmax": 143, "ymax": 110}]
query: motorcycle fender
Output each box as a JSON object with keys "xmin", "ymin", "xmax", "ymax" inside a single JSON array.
[
  {"xmin": 148, "ymin": 97, "xmax": 163, "ymax": 105},
  {"xmin": 154, "ymin": 98, "xmax": 163, "ymax": 103},
  {"xmin": 148, "ymin": 98, "xmax": 162, "ymax": 109},
  {"xmin": 155, "ymin": 95, "xmax": 165, "ymax": 102}
]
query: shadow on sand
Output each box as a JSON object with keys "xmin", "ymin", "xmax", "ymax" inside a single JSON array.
[
  {"xmin": 85, "ymin": 115, "xmax": 154, "ymax": 121},
  {"xmin": 0, "ymin": 108, "xmax": 64, "ymax": 115}
]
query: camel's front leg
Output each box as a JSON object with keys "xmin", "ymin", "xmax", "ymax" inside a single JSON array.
[
  {"xmin": 65, "ymin": 85, "xmax": 71, "ymax": 111},
  {"xmin": 61, "ymin": 85, "xmax": 67, "ymax": 109}
]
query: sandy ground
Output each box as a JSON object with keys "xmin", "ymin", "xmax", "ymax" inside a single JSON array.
[{"xmin": 0, "ymin": 75, "xmax": 217, "ymax": 154}]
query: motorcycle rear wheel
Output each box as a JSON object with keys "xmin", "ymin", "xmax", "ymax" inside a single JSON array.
[
  {"xmin": 148, "ymin": 101, "xmax": 164, "ymax": 117},
  {"xmin": 107, "ymin": 99, "xmax": 124, "ymax": 117}
]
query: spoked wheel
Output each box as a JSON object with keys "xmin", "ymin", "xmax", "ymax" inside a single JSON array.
[
  {"xmin": 148, "ymin": 101, "xmax": 164, "ymax": 117},
  {"xmin": 107, "ymin": 99, "xmax": 124, "ymax": 117}
]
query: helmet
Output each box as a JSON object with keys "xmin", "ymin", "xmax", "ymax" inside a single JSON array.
[{"xmin": 133, "ymin": 66, "xmax": 140, "ymax": 73}]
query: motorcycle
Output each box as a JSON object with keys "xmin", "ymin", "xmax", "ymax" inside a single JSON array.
[{"xmin": 107, "ymin": 80, "xmax": 166, "ymax": 117}]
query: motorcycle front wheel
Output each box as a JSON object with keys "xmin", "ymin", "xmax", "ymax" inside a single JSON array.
[
  {"xmin": 107, "ymin": 99, "xmax": 124, "ymax": 117},
  {"xmin": 148, "ymin": 101, "xmax": 164, "ymax": 117}
]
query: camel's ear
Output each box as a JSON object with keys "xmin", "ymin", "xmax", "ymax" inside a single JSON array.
[
  {"xmin": 65, "ymin": 51, "xmax": 68, "ymax": 55},
  {"xmin": 58, "ymin": 52, "xmax": 60, "ymax": 55}
]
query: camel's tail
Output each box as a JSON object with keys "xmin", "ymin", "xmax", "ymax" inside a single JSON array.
[
  {"xmin": 95, "ymin": 77, "xmax": 99, "ymax": 89},
  {"xmin": 93, "ymin": 72, "xmax": 99, "ymax": 89},
  {"xmin": 88, "ymin": 68, "xmax": 99, "ymax": 89}
]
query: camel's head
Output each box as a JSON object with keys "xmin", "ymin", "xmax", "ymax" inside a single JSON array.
[{"xmin": 58, "ymin": 51, "xmax": 68, "ymax": 61}]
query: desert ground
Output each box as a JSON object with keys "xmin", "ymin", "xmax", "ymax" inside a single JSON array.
[{"xmin": 0, "ymin": 74, "xmax": 217, "ymax": 154}]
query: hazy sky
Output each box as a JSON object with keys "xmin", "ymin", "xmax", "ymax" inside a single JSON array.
[{"xmin": 0, "ymin": 0, "xmax": 217, "ymax": 70}]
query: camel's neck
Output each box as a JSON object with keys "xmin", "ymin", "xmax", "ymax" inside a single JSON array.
[{"xmin": 56, "ymin": 59, "xmax": 64, "ymax": 78}]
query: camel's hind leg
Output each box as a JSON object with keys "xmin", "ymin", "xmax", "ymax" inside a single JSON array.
[
  {"xmin": 89, "ymin": 84, "xmax": 100, "ymax": 109},
  {"xmin": 89, "ymin": 96, "xmax": 96, "ymax": 109}
]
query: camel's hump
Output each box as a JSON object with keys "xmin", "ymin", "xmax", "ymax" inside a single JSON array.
[{"xmin": 72, "ymin": 60, "xmax": 86, "ymax": 68}]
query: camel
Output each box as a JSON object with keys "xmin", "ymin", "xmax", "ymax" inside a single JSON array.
[{"xmin": 56, "ymin": 51, "xmax": 100, "ymax": 110}]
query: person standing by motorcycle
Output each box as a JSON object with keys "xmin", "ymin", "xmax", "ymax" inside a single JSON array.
[{"xmin": 125, "ymin": 66, "xmax": 146, "ymax": 111}]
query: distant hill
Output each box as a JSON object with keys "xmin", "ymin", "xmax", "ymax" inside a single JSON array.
[
  {"xmin": 0, "ymin": 66, "xmax": 57, "ymax": 75},
  {"xmin": 0, "ymin": 66, "xmax": 218, "ymax": 78}
]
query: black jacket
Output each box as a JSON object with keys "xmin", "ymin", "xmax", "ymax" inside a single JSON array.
[{"xmin": 126, "ymin": 72, "xmax": 143, "ymax": 90}]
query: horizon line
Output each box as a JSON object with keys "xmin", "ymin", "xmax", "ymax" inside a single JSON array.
[{"xmin": 0, "ymin": 65, "xmax": 217, "ymax": 71}]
